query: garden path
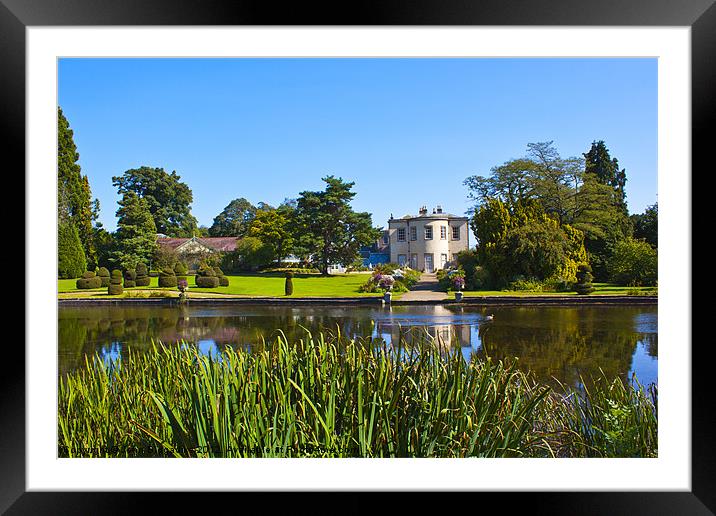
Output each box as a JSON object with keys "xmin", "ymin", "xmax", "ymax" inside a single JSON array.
[{"xmin": 398, "ymin": 273, "xmax": 448, "ymax": 301}]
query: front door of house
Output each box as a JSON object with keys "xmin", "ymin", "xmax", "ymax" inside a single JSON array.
[
  {"xmin": 424, "ymin": 254, "xmax": 434, "ymax": 272},
  {"xmin": 411, "ymin": 254, "xmax": 418, "ymax": 269}
]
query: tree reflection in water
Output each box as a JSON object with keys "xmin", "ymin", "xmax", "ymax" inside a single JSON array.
[{"xmin": 58, "ymin": 304, "xmax": 657, "ymax": 388}]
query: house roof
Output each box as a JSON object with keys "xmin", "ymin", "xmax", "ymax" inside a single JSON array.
[{"xmin": 157, "ymin": 236, "xmax": 238, "ymax": 252}]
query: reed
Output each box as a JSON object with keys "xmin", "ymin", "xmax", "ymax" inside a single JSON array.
[{"xmin": 58, "ymin": 331, "xmax": 657, "ymax": 458}]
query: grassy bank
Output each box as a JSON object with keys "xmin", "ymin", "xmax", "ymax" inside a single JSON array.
[
  {"xmin": 59, "ymin": 332, "xmax": 657, "ymax": 458},
  {"xmin": 450, "ymin": 283, "xmax": 658, "ymax": 298},
  {"xmin": 58, "ymin": 272, "xmax": 379, "ymax": 298}
]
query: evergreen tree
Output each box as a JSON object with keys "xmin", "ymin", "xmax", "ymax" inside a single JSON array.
[
  {"xmin": 58, "ymin": 107, "xmax": 98, "ymax": 267},
  {"xmin": 58, "ymin": 220, "xmax": 87, "ymax": 278},
  {"xmin": 584, "ymin": 140, "xmax": 629, "ymax": 218},
  {"xmin": 294, "ymin": 176, "xmax": 382, "ymax": 275},
  {"xmin": 111, "ymin": 191, "xmax": 158, "ymax": 270}
]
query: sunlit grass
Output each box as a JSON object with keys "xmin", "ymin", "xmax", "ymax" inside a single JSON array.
[{"xmin": 58, "ymin": 273, "xmax": 380, "ymax": 298}]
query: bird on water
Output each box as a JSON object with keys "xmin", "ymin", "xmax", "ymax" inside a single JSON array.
[{"xmin": 485, "ymin": 314, "xmax": 494, "ymax": 321}]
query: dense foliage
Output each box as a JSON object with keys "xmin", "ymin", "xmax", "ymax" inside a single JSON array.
[
  {"xmin": 113, "ymin": 166, "xmax": 198, "ymax": 237},
  {"xmin": 58, "ymin": 334, "xmax": 658, "ymax": 458},
  {"xmin": 631, "ymin": 203, "xmax": 658, "ymax": 249},
  {"xmin": 464, "ymin": 140, "xmax": 654, "ymax": 287},
  {"xmin": 209, "ymin": 198, "xmax": 260, "ymax": 237},
  {"xmin": 608, "ymin": 238, "xmax": 658, "ymax": 286},
  {"xmin": 58, "ymin": 221, "xmax": 87, "ymax": 279},
  {"xmin": 58, "ymin": 107, "xmax": 98, "ymax": 269},
  {"xmin": 470, "ymin": 198, "xmax": 587, "ymax": 289},
  {"xmin": 294, "ymin": 176, "xmax": 381, "ymax": 275},
  {"xmin": 111, "ymin": 191, "xmax": 158, "ymax": 271}
]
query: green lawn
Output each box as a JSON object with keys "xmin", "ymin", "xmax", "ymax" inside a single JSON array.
[
  {"xmin": 58, "ymin": 273, "xmax": 381, "ymax": 298},
  {"xmin": 449, "ymin": 283, "xmax": 657, "ymax": 298}
]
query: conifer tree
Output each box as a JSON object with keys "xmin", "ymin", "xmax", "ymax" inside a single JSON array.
[
  {"xmin": 111, "ymin": 191, "xmax": 158, "ymax": 270},
  {"xmin": 58, "ymin": 107, "xmax": 98, "ymax": 267}
]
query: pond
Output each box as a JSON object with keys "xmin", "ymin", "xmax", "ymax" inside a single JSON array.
[{"xmin": 58, "ymin": 303, "xmax": 657, "ymax": 388}]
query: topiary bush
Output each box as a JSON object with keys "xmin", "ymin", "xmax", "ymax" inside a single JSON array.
[
  {"xmin": 76, "ymin": 270, "xmax": 102, "ymax": 289},
  {"xmin": 195, "ymin": 264, "xmax": 219, "ymax": 288},
  {"xmin": 108, "ymin": 269, "xmax": 123, "ymax": 295},
  {"xmin": 173, "ymin": 261, "xmax": 188, "ymax": 277},
  {"xmin": 574, "ymin": 264, "xmax": 595, "ymax": 295},
  {"xmin": 97, "ymin": 267, "xmax": 110, "ymax": 287},
  {"xmin": 123, "ymin": 269, "xmax": 137, "ymax": 288},
  {"xmin": 135, "ymin": 263, "xmax": 151, "ymax": 287},
  {"xmin": 158, "ymin": 268, "xmax": 178, "ymax": 288},
  {"xmin": 196, "ymin": 275, "xmax": 220, "ymax": 288},
  {"xmin": 213, "ymin": 266, "xmax": 229, "ymax": 287},
  {"xmin": 285, "ymin": 271, "xmax": 294, "ymax": 295}
]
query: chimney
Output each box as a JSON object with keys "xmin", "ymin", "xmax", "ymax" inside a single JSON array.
[
  {"xmin": 436, "ymin": 205, "xmax": 443, "ymax": 214},
  {"xmin": 419, "ymin": 205, "xmax": 428, "ymax": 215}
]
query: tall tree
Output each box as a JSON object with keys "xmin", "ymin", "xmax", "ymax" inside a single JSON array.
[
  {"xmin": 209, "ymin": 198, "xmax": 257, "ymax": 237},
  {"xmin": 112, "ymin": 166, "xmax": 198, "ymax": 237},
  {"xmin": 584, "ymin": 140, "xmax": 629, "ymax": 217},
  {"xmin": 631, "ymin": 202, "xmax": 658, "ymax": 248},
  {"xmin": 111, "ymin": 191, "xmax": 158, "ymax": 270},
  {"xmin": 464, "ymin": 141, "xmax": 583, "ymax": 225},
  {"xmin": 471, "ymin": 198, "xmax": 587, "ymax": 288},
  {"xmin": 58, "ymin": 220, "xmax": 87, "ymax": 278},
  {"xmin": 58, "ymin": 107, "xmax": 97, "ymax": 267},
  {"xmin": 247, "ymin": 205, "xmax": 295, "ymax": 265},
  {"xmin": 294, "ymin": 176, "xmax": 380, "ymax": 275}
]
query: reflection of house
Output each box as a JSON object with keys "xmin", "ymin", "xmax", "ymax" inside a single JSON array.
[
  {"xmin": 387, "ymin": 205, "xmax": 469, "ymax": 272},
  {"xmin": 157, "ymin": 236, "xmax": 237, "ymax": 269}
]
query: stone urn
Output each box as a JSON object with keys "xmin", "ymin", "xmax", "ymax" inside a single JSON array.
[
  {"xmin": 383, "ymin": 291, "xmax": 392, "ymax": 303},
  {"xmin": 455, "ymin": 291, "xmax": 464, "ymax": 302}
]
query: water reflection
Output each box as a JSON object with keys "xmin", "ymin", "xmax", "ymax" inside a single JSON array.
[{"xmin": 58, "ymin": 304, "xmax": 657, "ymax": 388}]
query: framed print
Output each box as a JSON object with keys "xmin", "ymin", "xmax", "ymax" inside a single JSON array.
[{"xmin": 5, "ymin": 0, "xmax": 712, "ymax": 513}]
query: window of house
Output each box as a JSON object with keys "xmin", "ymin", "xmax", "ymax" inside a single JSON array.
[
  {"xmin": 440, "ymin": 226, "xmax": 447, "ymax": 239},
  {"xmin": 452, "ymin": 226, "xmax": 460, "ymax": 240},
  {"xmin": 410, "ymin": 226, "xmax": 417, "ymax": 241},
  {"xmin": 397, "ymin": 228, "xmax": 406, "ymax": 241},
  {"xmin": 425, "ymin": 226, "xmax": 433, "ymax": 239},
  {"xmin": 382, "ymin": 233, "xmax": 389, "ymax": 245},
  {"xmin": 398, "ymin": 254, "xmax": 407, "ymax": 266}
]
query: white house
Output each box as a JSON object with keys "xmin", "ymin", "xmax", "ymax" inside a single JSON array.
[{"xmin": 387, "ymin": 205, "xmax": 469, "ymax": 272}]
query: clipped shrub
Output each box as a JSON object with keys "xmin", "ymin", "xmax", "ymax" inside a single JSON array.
[
  {"xmin": 195, "ymin": 263, "xmax": 220, "ymax": 288},
  {"xmin": 173, "ymin": 261, "xmax": 188, "ymax": 277},
  {"xmin": 158, "ymin": 268, "xmax": 178, "ymax": 288},
  {"xmin": 574, "ymin": 264, "xmax": 595, "ymax": 295},
  {"xmin": 76, "ymin": 270, "xmax": 102, "ymax": 289},
  {"xmin": 213, "ymin": 266, "xmax": 229, "ymax": 287},
  {"xmin": 135, "ymin": 263, "xmax": 151, "ymax": 287},
  {"xmin": 285, "ymin": 271, "xmax": 294, "ymax": 296},
  {"xmin": 196, "ymin": 275, "xmax": 220, "ymax": 288},
  {"xmin": 97, "ymin": 267, "xmax": 110, "ymax": 287},
  {"xmin": 108, "ymin": 269, "xmax": 123, "ymax": 295},
  {"xmin": 123, "ymin": 269, "xmax": 137, "ymax": 288}
]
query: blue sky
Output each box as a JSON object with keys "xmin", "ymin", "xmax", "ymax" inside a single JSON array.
[{"xmin": 58, "ymin": 58, "xmax": 657, "ymax": 235}]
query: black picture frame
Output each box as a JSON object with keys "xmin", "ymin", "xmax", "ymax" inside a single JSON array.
[{"xmin": 5, "ymin": 0, "xmax": 710, "ymax": 513}]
